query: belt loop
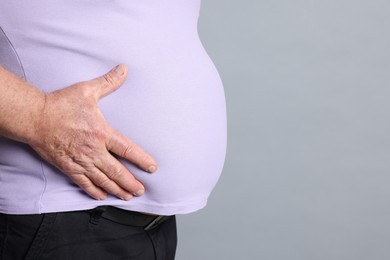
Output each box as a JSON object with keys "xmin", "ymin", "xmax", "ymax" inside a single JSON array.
[{"xmin": 89, "ymin": 206, "xmax": 107, "ymax": 225}]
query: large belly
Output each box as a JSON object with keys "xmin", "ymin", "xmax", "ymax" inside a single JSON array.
[
  {"xmin": 96, "ymin": 42, "xmax": 227, "ymax": 207},
  {"xmin": 0, "ymin": 0, "xmax": 227, "ymax": 213}
]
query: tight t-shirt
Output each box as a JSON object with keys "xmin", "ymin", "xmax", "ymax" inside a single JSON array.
[{"xmin": 0, "ymin": 0, "xmax": 227, "ymax": 215}]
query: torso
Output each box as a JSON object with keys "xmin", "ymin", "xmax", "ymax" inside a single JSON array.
[{"xmin": 0, "ymin": 0, "xmax": 227, "ymax": 215}]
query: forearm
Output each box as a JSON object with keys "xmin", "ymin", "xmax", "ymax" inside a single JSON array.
[{"xmin": 0, "ymin": 66, "xmax": 45, "ymax": 144}]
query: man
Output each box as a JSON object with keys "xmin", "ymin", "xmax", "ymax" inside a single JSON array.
[{"xmin": 0, "ymin": 1, "xmax": 227, "ymax": 259}]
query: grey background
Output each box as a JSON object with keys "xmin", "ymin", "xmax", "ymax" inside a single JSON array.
[{"xmin": 176, "ymin": 0, "xmax": 390, "ymax": 260}]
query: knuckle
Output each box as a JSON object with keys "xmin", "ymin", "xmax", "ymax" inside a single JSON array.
[
  {"xmin": 79, "ymin": 147, "xmax": 95, "ymax": 160},
  {"xmin": 72, "ymin": 175, "xmax": 92, "ymax": 189},
  {"xmin": 107, "ymin": 166, "xmax": 124, "ymax": 180},
  {"xmin": 60, "ymin": 160, "xmax": 75, "ymax": 173},
  {"xmin": 79, "ymin": 180, "xmax": 93, "ymax": 190},
  {"xmin": 122, "ymin": 143, "xmax": 135, "ymax": 158},
  {"xmin": 60, "ymin": 157, "xmax": 86, "ymax": 175},
  {"xmin": 97, "ymin": 177, "xmax": 113, "ymax": 189},
  {"xmin": 102, "ymin": 73, "xmax": 117, "ymax": 87},
  {"xmin": 89, "ymin": 128, "xmax": 108, "ymax": 143},
  {"xmin": 75, "ymin": 83, "xmax": 91, "ymax": 98}
]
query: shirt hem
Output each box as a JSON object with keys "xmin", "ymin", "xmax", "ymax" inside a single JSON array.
[{"xmin": 0, "ymin": 197, "xmax": 208, "ymax": 216}]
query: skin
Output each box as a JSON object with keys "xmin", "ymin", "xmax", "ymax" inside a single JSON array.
[{"xmin": 0, "ymin": 64, "xmax": 158, "ymax": 201}]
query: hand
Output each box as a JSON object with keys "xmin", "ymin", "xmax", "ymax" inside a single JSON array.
[{"xmin": 29, "ymin": 64, "xmax": 157, "ymax": 201}]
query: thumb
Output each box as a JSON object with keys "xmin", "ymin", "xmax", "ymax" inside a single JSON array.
[{"xmin": 90, "ymin": 64, "xmax": 128, "ymax": 100}]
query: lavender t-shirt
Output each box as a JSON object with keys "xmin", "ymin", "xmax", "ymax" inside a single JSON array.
[{"xmin": 0, "ymin": 0, "xmax": 227, "ymax": 215}]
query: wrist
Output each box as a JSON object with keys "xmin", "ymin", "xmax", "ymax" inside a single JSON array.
[
  {"xmin": 0, "ymin": 67, "xmax": 48, "ymax": 145},
  {"xmin": 24, "ymin": 90, "xmax": 47, "ymax": 146}
]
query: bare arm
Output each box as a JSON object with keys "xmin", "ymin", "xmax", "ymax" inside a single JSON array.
[
  {"xmin": 0, "ymin": 66, "xmax": 46, "ymax": 143},
  {"xmin": 0, "ymin": 64, "xmax": 157, "ymax": 201}
]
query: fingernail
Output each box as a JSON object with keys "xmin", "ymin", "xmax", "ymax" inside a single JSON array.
[
  {"xmin": 133, "ymin": 188, "xmax": 145, "ymax": 196},
  {"xmin": 121, "ymin": 194, "xmax": 133, "ymax": 201},
  {"xmin": 113, "ymin": 64, "xmax": 125, "ymax": 77},
  {"xmin": 148, "ymin": 165, "xmax": 157, "ymax": 173},
  {"xmin": 98, "ymin": 195, "xmax": 107, "ymax": 200}
]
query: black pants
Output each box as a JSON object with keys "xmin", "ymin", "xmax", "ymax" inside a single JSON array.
[{"xmin": 0, "ymin": 207, "xmax": 177, "ymax": 260}]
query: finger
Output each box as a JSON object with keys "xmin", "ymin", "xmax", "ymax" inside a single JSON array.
[
  {"xmin": 93, "ymin": 152, "xmax": 146, "ymax": 197},
  {"xmin": 85, "ymin": 165, "xmax": 136, "ymax": 200},
  {"xmin": 106, "ymin": 129, "xmax": 158, "ymax": 173},
  {"xmin": 87, "ymin": 64, "xmax": 128, "ymax": 101},
  {"xmin": 69, "ymin": 173, "xmax": 108, "ymax": 200}
]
